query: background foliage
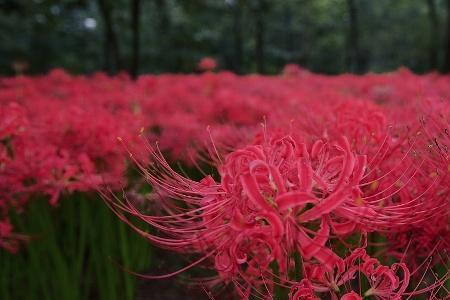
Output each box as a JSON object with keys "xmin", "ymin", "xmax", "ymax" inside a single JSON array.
[{"xmin": 1, "ymin": 0, "xmax": 450, "ymax": 76}]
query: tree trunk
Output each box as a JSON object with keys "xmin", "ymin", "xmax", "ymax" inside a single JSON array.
[
  {"xmin": 283, "ymin": 4, "xmax": 296, "ymax": 64},
  {"xmin": 347, "ymin": 0, "xmax": 363, "ymax": 74},
  {"xmin": 232, "ymin": 1, "xmax": 243, "ymax": 73},
  {"xmin": 130, "ymin": 0, "xmax": 141, "ymax": 79},
  {"xmin": 254, "ymin": 1, "xmax": 265, "ymax": 74},
  {"xmin": 97, "ymin": 0, "xmax": 121, "ymax": 73},
  {"xmin": 154, "ymin": 0, "xmax": 170, "ymax": 71},
  {"xmin": 155, "ymin": 0, "xmax": 169, "ymax": 34},
  {"xmin": 427, "ymin": 0, "xmax": 439, "ymax": 70},
  {"xmin": 444, "ymin": 0, "xmax": 450, "ymax": 73}
]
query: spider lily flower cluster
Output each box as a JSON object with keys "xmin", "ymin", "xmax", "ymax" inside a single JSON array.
[{"xmin": 108, "ymin": 106, "xmax": 450, "ymax": 298}]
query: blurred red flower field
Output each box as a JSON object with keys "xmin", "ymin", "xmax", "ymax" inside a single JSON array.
[{"xmin": 1, "ymin": 67, "xmax": 449, "ymax": 299}]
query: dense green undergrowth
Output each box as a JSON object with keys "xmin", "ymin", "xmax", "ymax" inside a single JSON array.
[{"xmin": 0, "ymin": 194, "xmax": 152, "ymax": 300}]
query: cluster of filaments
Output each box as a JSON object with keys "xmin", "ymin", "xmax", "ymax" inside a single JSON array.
[{"xmin": 108, "ymin": 118, "xmax": 449, "ymax": 299}]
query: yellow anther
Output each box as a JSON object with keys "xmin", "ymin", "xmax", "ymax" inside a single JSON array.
[
  {"xmin": 395, "ymin": 180, "xmax": 403, "ymax": 187},
  {"xmin": 330, "ymin": 282, "xmax": 340, "ymax": 293},
  {"xmin": 132, "ymin": 102, "xmax": 141, "ymax": 114},
  {"xmin": 364, "ymin": 288, "xmax": 374, "ymax": 297},
  {"xmin": 269, "ymin": 180, "xmax": 278, "ymax": 191},
  {"xmin": 370, "ymin": 181, "xmax": 379, "ymax": 191},
  {"xmin": 355, "ymin": 196, "xmax": 364, "ymax": 206}
]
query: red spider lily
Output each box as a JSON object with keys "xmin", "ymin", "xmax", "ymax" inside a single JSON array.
[
  {"xmin": 0, "ymin": 71, "xmax": 147, "ymax": 251},
  {"xmin": 0, "ymin": 219, "xmax": 28, "ymax": 253},
  {"xmin": 105, "ymin": 122, "xmax": 448, "ymax": 298},
  {"xmin": 346, "ymin": 248, "xmax": 410, "ymax": 299},
  {"xmin": 0, "ymin": 219, "xmax": 18, "ymax": 253},
  {"xmin": 198, "ymin": 57, "xmax": 218, "ymax": 72},
  {"xmin": 0, "ymin": 102, "xmax": 27, "ymax": 140},
  {"xmin": 340, "ymin": 291, "xmax": 362, "ymax": 300},
  {"xmin": 289, "ymin": 279, "xmax": 319, "ymax": 300}
]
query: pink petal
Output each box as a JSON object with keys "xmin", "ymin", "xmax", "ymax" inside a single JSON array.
[{"xmin": 300, "ymin": 188, "xmax": 349, "ymax": 222}]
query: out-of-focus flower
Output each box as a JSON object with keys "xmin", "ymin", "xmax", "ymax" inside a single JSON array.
[
  {"xmin": 289, "ymin": 279, "xmax": 319, "ymax": 300},
  {"xmin": 198, "ymin": 57, "xmax": 217, "ymax": 72},
  {"xmin": 340, "ymin": 291, "xmax": 362, "ymax": 300}
]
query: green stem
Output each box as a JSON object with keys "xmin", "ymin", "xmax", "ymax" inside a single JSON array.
[
  {"xmin": 293, "ymin": 251, "xmax": 303, "ymax": 282},
  {"xmin": 118, "ymin": 220, "xmax": 133, "ymax": 300},
  {"xmin": 271, "ymin": 261, "xmax": 288, "ymax": 300}
]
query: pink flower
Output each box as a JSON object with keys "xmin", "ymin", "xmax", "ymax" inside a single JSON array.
[
  {"xmin": 282, "ymin": 64, "xmax": 311, "ymax": 78},
  {"xmin": 289, "ymin": 279, "xmax": 319, "ymax": 300},
  {"xmin": 198, "ymin": 57, "xmax": 217, "ymax": 72},
  {"xmin": 107, "ymin": 131, "xmax": 390, "ymax": 294},
  {"xmin": 0, "ymin": 102, "xmax": 27, "ymax": 140},
  {"xmin": 0, "ymin": 219, "xmax": 12, "ymax": 237},
  {"xmin": 0, "ymin": 219, "xmax": 23, "ymax": 253},
  {"xmin": 340, "ymin": 291, "xmax": 362, "ymax": 300}
]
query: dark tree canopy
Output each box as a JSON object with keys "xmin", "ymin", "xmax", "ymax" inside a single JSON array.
[{"xmin": 0, "ymin": 0, "xmax": 448, "ymax": 75}]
